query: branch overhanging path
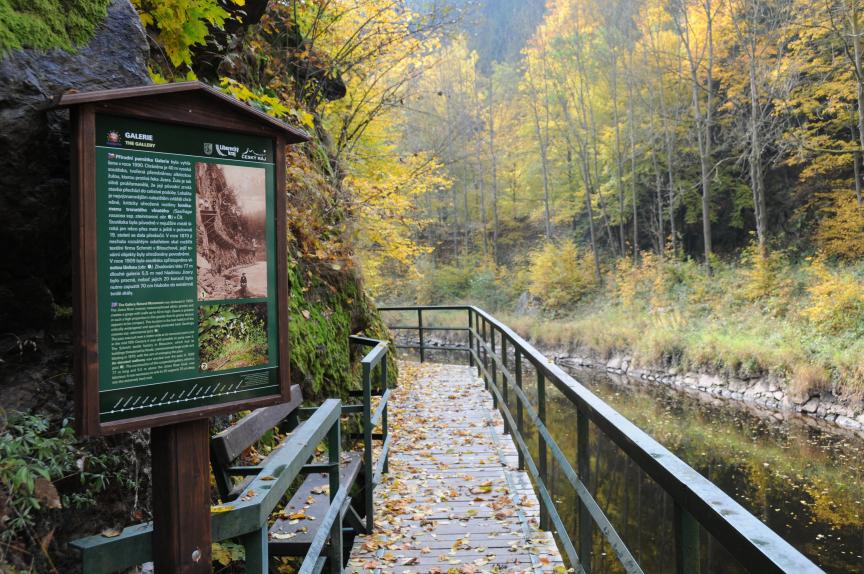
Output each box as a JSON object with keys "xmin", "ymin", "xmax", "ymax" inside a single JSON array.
[{"xmin": 348, "ymin": 361, "xmax": 564, "ymax": 574}]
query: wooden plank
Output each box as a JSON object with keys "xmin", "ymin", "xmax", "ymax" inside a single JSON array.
[
  {"xmin": 71, "ymin": 103, "xmax": 100, "ymax": 437},
  {"xmin": 210, "ymin": 384, "xmax": 302, "ymax": 467}
]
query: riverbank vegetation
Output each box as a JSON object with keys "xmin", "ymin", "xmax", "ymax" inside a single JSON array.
[{"xmin": 388, "ymin": 251, "xmax": 864, "ymax": 397}]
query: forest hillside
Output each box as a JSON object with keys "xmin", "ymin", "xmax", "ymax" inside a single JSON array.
[{"xmin": 375, "ymin": 0, "xmax": 864, "ymax": 405}]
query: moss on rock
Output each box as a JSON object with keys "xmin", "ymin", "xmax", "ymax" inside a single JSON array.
[{"xmin": 0, "ymin": 0, "xmax": 112, "ymax": 53}]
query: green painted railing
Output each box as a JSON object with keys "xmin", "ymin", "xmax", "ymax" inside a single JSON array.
[
  {"xmin": 71, "ymin": 399, "xmax": 344, "ymax": 573},
  {"xmin": 72, "ymin": 336, "xmax": 392, "ymax": 573},
  {"xmin": 378, "ymin": 305, "xmax": 825, "ymax": 574},
  {"xmin": 348, "ymin": 335, "xmax": 392, "ymax": 532}
]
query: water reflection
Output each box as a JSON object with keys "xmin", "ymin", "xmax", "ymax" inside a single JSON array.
[{"xmin": 401, "ymin": 348, "xmax": 864, "ymax": 574}]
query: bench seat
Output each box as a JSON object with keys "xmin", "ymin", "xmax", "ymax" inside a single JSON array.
[{"xmin": 269, "ymin": 451, "xmax": 363, "ymax": 556}]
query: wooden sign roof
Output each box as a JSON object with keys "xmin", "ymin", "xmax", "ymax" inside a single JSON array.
[{"xmin": 56, "ymin": 81, "xmax": 310, "ymax": 144}]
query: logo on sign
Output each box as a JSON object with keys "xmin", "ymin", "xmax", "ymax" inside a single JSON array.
[
  {"xmin": 215, "ymin": 144, "xmax": 239, "ymax": 158},
  {"xmin": 107, "ymin": 131, "xmax": 122, "ymax": 146},
  {"xmin": 203, "ymin": 142, "xmax": 213, "ymax": 155},
  {"xmin": 241, "ymin": 147, "xmax": 268, "ymax": 162}
]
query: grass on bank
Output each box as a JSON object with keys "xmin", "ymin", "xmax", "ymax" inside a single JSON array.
[{"xmin": 384, "ymin": 245, "xmax": 864, "ymax": 398}]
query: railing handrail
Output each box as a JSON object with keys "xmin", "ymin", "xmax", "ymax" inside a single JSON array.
[{"xmin": 378, "ymin": 304, "xmax": 823, "ymax": 574}]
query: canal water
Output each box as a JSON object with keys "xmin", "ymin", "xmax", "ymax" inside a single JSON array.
[{"xmin": 406, "ymin": 348, "xmax": 864, "ymax": 574}]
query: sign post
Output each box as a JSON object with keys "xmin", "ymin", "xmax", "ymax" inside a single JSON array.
[{"xmin": 60, "ymin": 82, "xmax": 309, "ymax": 572}]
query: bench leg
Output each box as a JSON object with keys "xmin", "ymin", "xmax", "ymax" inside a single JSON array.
[{"xmin": 242, "ymin": 525, "xmax": 268, "ymax": 574}]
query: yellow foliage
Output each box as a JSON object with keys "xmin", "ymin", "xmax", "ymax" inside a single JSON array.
[
  {"xmin": 527, "ymin": 240, "xmax": 597, "ymax": 309},
  {"xmin": 814, "ymin": 192, "xmax": 864, "ymax": 260},
  {"xmin": 614, "ymin": 252, "xmax": 664, "ymax": 310},
  {"xmin": 740, "ymin": 245, "xmax": 791, "ymax": 301},
  {"xmin": 802, "ymin": 255, "xmax": 864, "ymax": 334},
  {"xmin": 218, "ymin": 78, "xmax": 290, "ymax": 119}
]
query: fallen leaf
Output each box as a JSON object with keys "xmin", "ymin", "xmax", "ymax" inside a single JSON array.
[
  {"xmin": 34, "ymin": 477, "xmax": 61, "ymax": 510},
  {"xmin": 271, "ymin": 532, "xmax": 296, "ymax": 540}
]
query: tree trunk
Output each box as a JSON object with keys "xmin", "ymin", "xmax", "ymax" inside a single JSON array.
[
  {"xmin": 529, "ymin": 81, "xmax": 553, "ymax": 240},
  {"xmin": 488, "ymin": 77, "xmax": 500, "ymax": 263},
  {"xmin": 611, "ymin": 57, "xmax": 627, "ymax": 254},
  {"xmin": 850, "ymin": 3, "xmax": 864, "ymax": 210},
  {"xmin": 627, "ymin": 52, "xmax": 638, "ymax": 263}
]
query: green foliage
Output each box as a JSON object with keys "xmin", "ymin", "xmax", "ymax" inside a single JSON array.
[
  {"xmin": 0, "ymin": 410, "xmax": 134, "ymax": 542},
  {"xmin": 286, "ymin": 260, "xmax": 396, "ymax": 398},
  {"xmin": 132, "ymin": 0, "xmax": 241, "ymax": 73},
  {"xmin": 0, "ymin": 0, "xmax": 111, "ymax": 53}
]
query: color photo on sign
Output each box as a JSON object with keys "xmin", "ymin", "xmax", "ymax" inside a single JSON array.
[
  {"xmin": 195, "ymin": 163, "xmax": 268, "ymax": 301},
  {"xmin": 198, "ymin": 303, "xmax": 268, "ymax": 372}
]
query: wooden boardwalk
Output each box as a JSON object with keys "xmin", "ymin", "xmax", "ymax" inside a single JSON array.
[{"xmin": 347, "ymin": 361, "xmax": 564, "ymax": 574}]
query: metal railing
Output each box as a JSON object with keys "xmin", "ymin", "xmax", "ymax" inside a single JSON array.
[
  {"xmin": 348, "ymin": 335, "xmax": 392, "ymax": 532},
  {"xmin": 378, "ymin": 305, "xmax": 823, "ymax": 574}
]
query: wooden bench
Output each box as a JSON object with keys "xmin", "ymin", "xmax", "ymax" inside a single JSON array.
[{"xmin": 71, "ymin": 336, "xmax": 391, "ymax": 574}]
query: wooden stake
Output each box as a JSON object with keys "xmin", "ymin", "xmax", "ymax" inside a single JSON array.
[{"xmin": 151, "ymin": 419, "xmax": 212, "ymax": 573}]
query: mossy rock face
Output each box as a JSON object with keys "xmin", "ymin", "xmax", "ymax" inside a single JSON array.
[
  {"xmin": 0, "ymin": 0, "xmax": 113, "ymax": 53},
  {"xmin": 0, "ymin": 0, "xmax": 149, "ymax": 331},
  {"xmin": 287, "ymin": 258, "xmax": 396, "ymax": 399}
]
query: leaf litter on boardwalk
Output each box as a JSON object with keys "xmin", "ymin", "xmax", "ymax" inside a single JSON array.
[{"xmin": 347, "ymin": 361, "xmax": 564, "ymax": 573}]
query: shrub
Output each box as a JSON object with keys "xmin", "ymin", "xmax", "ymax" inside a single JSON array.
[
  {"xmin": 802, "ymin": 255, "xmax": 864, "ymax": 334},
  {"xmin": 814, "ymin": 191, "xmax": 864, "ymax": 260},
  {"xmin": 0, "ymin": 411, "xmax": 134, "ymax": 544},
  {"xmin": 740, "ymin": 244, "xmax": 791, "ymax": 301},
  {"xmin": 527, "ymin": 240, "xmax": 598, "ymax": 309}
]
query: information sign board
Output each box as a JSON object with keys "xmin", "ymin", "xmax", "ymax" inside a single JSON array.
[
  {"xmin": 61, "ymin": 82, "xmax": 308, "ymax": 435},
  {"xmin": 95, "ymin": 113, "xmax": 281, "ymax": 423}
]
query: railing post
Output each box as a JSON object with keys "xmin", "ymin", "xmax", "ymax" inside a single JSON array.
[
  {"xmin": 490, "ymin": 326, "xmax": 498, "ymax": 410},
  {"xmin": 577, "ymin": 407, "xmax": 592, "ymax": 573},
  {"xmin": 500, "ymin": 336, "xmax": 509, "ymax": 435},
  {"xmin": 417, "ymin": 309, "xmax": 425, "ymax": 363},
  {"xmin": 480, "ymin": 318, "xmax": 489, "ymax": 389},
  {"xmin": 475, "ymin": 314, "xmax": 483, "ymax": 377},
  {"xmin": 515, "ymin": 349, "xmax": 524, "ymax": 470},
  {"xmin": 674, "ymin": 503, "xmax": 700, "ymax": 574},
  {"xmin": 467, "ymin": 309, "xmax": 475, "ymax": 368},
  {"xmin": 537, "ymin": 369, "xmax": 549, "ymax": 531},
  {"xmin": 362, "ymin": 361, "xmax": 374, "ymax": 533},
  {"xmin": 328, "ymin": 419, "xmax": 342, "ymax": 574},
  {"xmin": 381, "ymin": 358, "xmax": 389, "ymax": 475},
  {"xmin": 240, "ymin": 526, "xmax": 268, "ymax": 574}
]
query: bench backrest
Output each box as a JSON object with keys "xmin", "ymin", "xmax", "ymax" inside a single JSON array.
[{"xmin": 210, "ymin": 384, "xmax": 302, "ymax": 469}]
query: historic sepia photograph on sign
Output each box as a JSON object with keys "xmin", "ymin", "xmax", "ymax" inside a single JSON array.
[
  {"xmin": 198, "ymin": 303, "xmax": 269, "ymax": 372},
  {"xmin": 196, "ymin": 163, "xmax": 268, "ymax": 301}
]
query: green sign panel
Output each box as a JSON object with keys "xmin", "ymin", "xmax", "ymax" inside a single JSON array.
[{"xmin": 94, "ymin": 114, "xmax": 280, "ymax": 422}]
